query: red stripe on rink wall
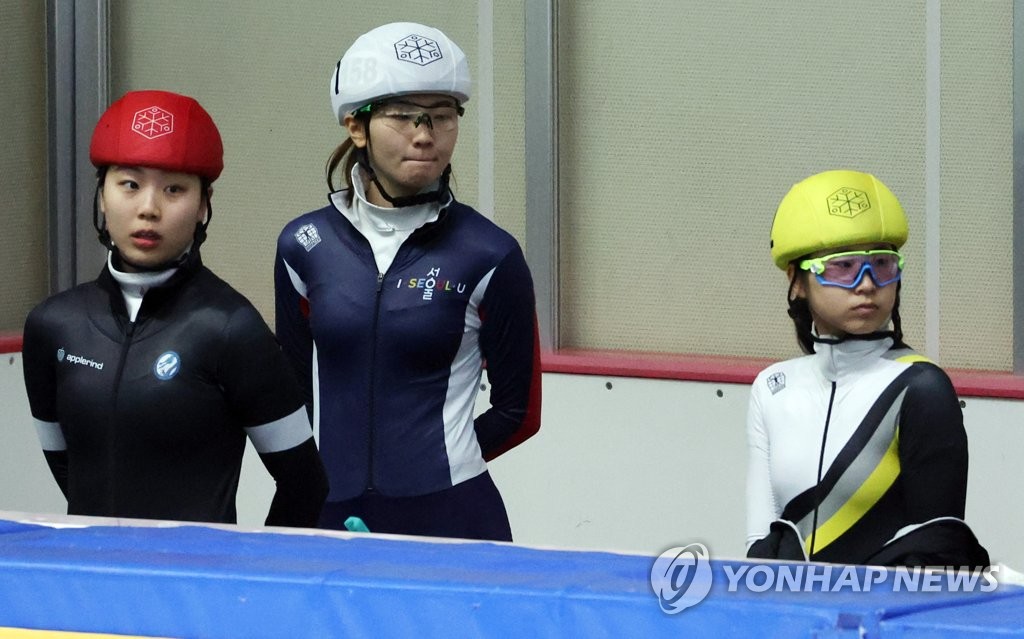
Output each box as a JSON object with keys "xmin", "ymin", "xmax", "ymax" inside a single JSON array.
[
  {"xmin": 2, "ymin": 333, "xmax": 1023, "ymax": 399},
  {"xmin": 943, "ymin": 368, "xmax": 1024, "ymax": 400},
  {"xmin": 542, "ymin": 349, "xmax": 767, "ymax": 385},
  {"xmin": 542, "ymin": 349, "xmax": 1024, "ymax": 400},
  {"xmin": 0, "ymin": 333, "xmax": 21, "ymax": 355}
]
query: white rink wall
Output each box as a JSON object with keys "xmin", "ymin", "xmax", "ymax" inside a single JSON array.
[{"xmin": 2, "ymin": 353, "xmax": 1021, "ymax": 567}]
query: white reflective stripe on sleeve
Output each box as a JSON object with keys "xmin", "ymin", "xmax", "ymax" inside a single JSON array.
[
  {"xmin": 443, "ymin": 267, "xmax": 492, "ymax": 485},
  {"xmin": 311, "ymin": 342, "xmax": 320, "ymax": 446},
  {"xmin": 245, "ymin": 407, "xmax": 314, "ymax": 454},
  {"xmin": 283, "ymin": 258, "xmax": 308, "ymax": 298},
  {"xmin": 34, "ymin": 419, "xmax": 66, "ymax": 451}
]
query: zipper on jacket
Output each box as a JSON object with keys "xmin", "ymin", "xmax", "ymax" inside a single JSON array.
[
  {"xmin": 346, "ymin": 206, "xmax": 445, "ymax": 496},
  {"xmin": 365, "ymin": 271, "xmax": 386, "ymax": 493},
  {"xmin": 809, "ymin": 380, "xmax": 838, "ymax": 559}
]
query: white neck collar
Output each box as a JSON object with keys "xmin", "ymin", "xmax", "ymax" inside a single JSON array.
[
  {"xmin": 812, "ymin": 331, "xmax": 894, "ymax": 381},
  {"xmin": 107, "ymin": 252, "xmax": 178, "ymax": 290}
]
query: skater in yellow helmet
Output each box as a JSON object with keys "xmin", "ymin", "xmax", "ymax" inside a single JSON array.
[{"xmin": 746, "ymin": 170, "xmax": 988, "ymax": 567}]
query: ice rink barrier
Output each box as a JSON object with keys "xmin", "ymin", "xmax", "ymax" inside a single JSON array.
[{"xmin": 0, "ymin": 515, "xmax": 1022, "ymax": 638}]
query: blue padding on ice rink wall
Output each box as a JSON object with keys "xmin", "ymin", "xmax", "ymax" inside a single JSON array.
[
  {"xmin": 879, "ymin": 591, "xmax": 1024, "ymax": 637},
  {"xmin": 0, "ymin": 519, "xmax": 1020, "ymax": 638}
]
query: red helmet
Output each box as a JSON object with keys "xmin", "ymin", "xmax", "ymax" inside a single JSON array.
[{"xmin": 89, "ymin": 90, "xmax": 224, "ymax": 181}]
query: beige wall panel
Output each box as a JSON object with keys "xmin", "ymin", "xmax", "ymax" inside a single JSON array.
[
  {"xmin": 558, "ymin": 1, "xmax": 932, "ymax": 360},
  {"xmin": 109, "ymin": 1, "xmax": 486, "ymax": 323},
  {"xmin": 939, "ymin": 3, "xmax": 1013, "ymax": 370},
  {"xmin": 102, "ymin": 1, "xmax": 1017, "ymax": 371},
  {"xmin": 493, "ymin": 0, "xmax": 527, "ymax": 244},
  {"xmin": 0, "ymin": 2, "xmax": 48, "ymax": 332}
]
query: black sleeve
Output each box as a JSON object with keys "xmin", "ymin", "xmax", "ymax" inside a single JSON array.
[
  {"xmin": 42, "ymin": 450, "xmax": 69, "ymax": 499},
  {"xmin": 866, "ymin": 519, "xmax": 990, "ymax": 569},
  {"xmin": 22, "ymin": 303, "xmax": 58, "ymax": 423},
  {"xmin": 898, "ymin": 363, "xmax": 968, "ymax": 521},
  {"xmin": 218, "ymin": 303, "xmax": 327, "ymax": 527},
  {"xmin": 746, "ymin": 521, "xmax": 807, "ymax": 561},
  {"xmin": 259, "ymin": 439, "xmax": 329, "ymax": 528},
  {"xmin": 274, "ymin": 243, "xmax": 316, "ymax": 422},
  {"xmin": 218, "ymin": 304, "xmax": 311, "ymax": 429},
  {"xmin": 23, "ymin": 303, "xmax": 68, "ymax": 500}
]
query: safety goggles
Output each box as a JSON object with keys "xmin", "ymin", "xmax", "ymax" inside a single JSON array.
[
  {"xmin": 356, "ymin": 100, "xmax": 464, "ymax": 133},
  {"xmin": 798, "ymin": 249, "xmax": 904, "ymax": 288}
]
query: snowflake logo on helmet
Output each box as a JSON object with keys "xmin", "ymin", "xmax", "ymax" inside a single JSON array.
[
  {"xmin": 131, "ymin": 106, "xmax": 175, "ymax": 140},
  {"xmin": 394, "ymin": 33, "xmax": 443, "ymax": 66},
  {"xmin": 827, "ymin": 187, "xmax": 871, "ymax": 218}
]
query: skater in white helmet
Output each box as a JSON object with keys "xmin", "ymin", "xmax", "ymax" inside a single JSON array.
[{"xmin": 275, "ymin": 23, "xmax": 542, "ymax": 541}]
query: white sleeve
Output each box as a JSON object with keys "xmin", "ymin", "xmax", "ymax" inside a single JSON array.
[
  {"xmin": 244, "ymin": 407, "xmax": 314, "ymax": 454},
  {"xmin": 34, "ymin": 418, "xmax": 66, "ymax": 451},
  {"xmin": 745, "ymin": 378, "xmax": 777, "ymax": 549}
]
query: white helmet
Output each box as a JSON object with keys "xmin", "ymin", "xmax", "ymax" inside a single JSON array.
[{"xmin": 330, "ymin": 22, "xmax": 472, "ymax": 122}]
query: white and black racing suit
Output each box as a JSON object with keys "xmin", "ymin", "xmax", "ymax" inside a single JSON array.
[{"xmin": 745, "ymin": 335, "xmax": 984, "ymax": 565}]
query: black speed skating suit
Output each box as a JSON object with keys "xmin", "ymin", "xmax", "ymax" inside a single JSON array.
[{"xmin": 22, "ymin": 252, "xmax": 327, "ymax": 526}]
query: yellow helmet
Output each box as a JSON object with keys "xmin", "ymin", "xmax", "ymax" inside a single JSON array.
[{"xmin": 770, "ymin": 170, "xmax": 908, "ymax": 270}]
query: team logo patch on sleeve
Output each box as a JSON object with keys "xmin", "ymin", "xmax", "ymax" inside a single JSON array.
[
  {"xmin": 153, "ymin": 351, "xmax": 181, "ymax": 381},
  {"xmin": 767, "ymin": 372, "xmax": 786, "ymax": 395},
  {"xmin": 294, "ymin": 223, "xmax": 322, "ymax": 251}
]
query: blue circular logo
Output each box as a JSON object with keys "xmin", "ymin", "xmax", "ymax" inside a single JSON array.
[{"xmin": 153, "ymin": 351, "xmax": 181, "ymax": 381}]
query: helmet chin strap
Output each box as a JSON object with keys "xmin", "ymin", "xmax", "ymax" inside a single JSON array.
[
  {"xmin": 108, "ymin": 243, "xmax": 194, "ymax": 273},
  {"xmin": 355, "ymin": 146, "xmax": 452, "ymax": 208},
  {"xmin": 93, "ymin": 180, "xmax": 213, "ymax": 273},
  {"xmin": 810, "ymin": 329, "xmax": 895, "ymax": 345}
]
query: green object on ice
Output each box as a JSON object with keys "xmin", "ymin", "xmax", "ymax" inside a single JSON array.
[{"xmin": 344, "ymin": 516, "xmax": 370, "ymax": 533}]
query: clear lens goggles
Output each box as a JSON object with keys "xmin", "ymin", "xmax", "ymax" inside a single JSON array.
[
  {"xmin": 357, "ymin": 99, "xmax": 464, "ymax": 133},
  {"xmin": 798, "ymin": 249, "xmax": 904, "ymax": 288}
]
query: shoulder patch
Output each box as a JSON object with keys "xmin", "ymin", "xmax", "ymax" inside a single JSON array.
[
  {"xmin": 294, "ymin": 223, "xmax": 321, "ymax": 251},
  {"xmin": 767, "ymin": 371, "xmax": 786, "ymax": 395}
]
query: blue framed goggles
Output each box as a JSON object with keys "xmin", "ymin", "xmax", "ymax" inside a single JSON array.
[{"xmin": 798, "ymin": 249, "xmax": 904, "ymax": 289}]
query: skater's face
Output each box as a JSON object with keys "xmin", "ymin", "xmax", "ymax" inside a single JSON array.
[
  {"xmin": 100, "ymin": 166, "xmax": 207, "ymax": 271},
  {"xmin": 789, "ymin": 243, "xmax": 900, "ymax": 338},
  {"xmin": 345, "ymin": 94, "xmax": 461, "ymax": 207}
]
